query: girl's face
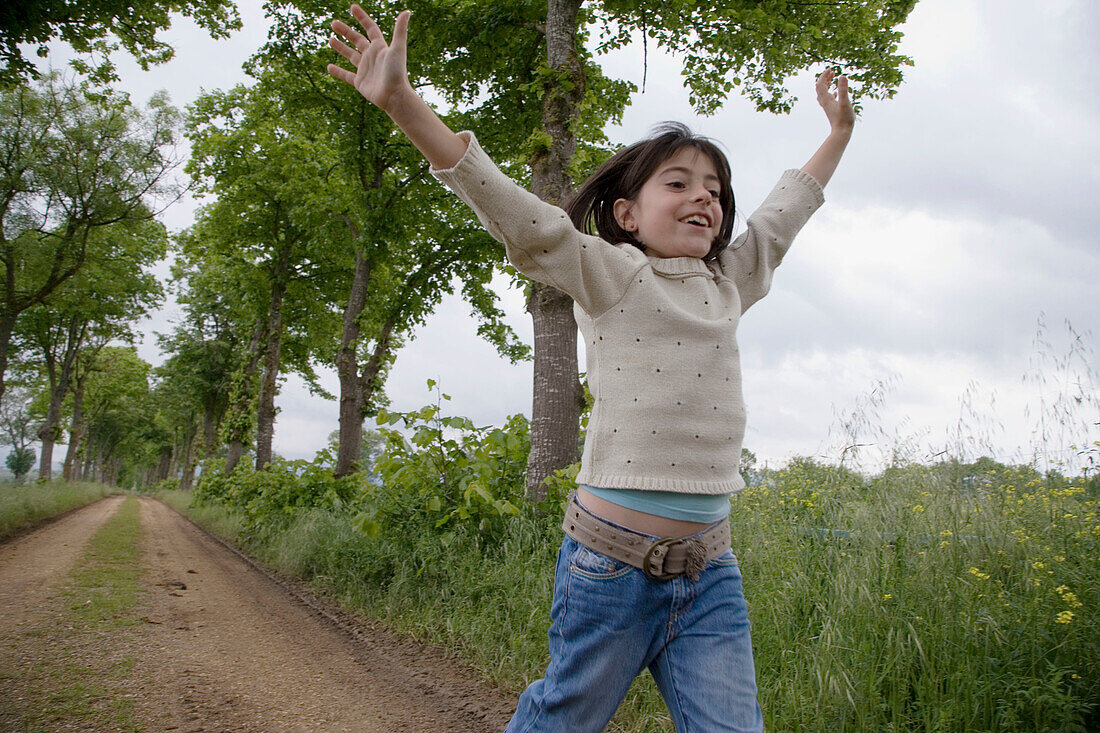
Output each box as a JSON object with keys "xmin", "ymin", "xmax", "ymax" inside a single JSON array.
[{"xmin": 612, "ymin": 147, "xmax": 723, "ymax": 259}]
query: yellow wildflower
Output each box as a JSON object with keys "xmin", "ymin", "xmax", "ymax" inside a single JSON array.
[{"xmin": 1056, "ymin": 610, "xmax": 1074, "ymax": 624}]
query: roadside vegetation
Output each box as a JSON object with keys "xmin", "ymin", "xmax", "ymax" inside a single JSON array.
[
  {"xmin": 155, "ymin": 394, "xmax": 1100, "ymax": 733},
  {"xmin": 0, "ymin": 481, "xmax": 117, "ymax": 541}
]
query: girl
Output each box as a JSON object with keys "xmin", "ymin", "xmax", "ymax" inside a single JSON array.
[{"xmin": 328, "ymin": 7, "xmax": 854, "ymax": 732}]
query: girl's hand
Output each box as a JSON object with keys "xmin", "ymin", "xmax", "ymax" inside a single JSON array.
[
  {"xmin": 324, "ymin": 5, "xmax": 466, "ymax": 168},
  {"xmin": 815, "ymin": 68, "xmax": 856, "ymax": 134},
  {"xmin": 328, "ymin": 5, "xmax": 413, "ymax": 115}
]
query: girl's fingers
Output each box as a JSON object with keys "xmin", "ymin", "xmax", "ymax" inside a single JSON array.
[
  {"xmin": 351, "ymin": 4, "xmax": 387, "ymax": 45},
  {"xmin": 328, "ymin": 35, "xmax": 359, "ymax": 64},
  {"xmin": 390, "ymin": 10, "xmax": 410, "ymax": 53},
  {"xmin": 815, "ymin": 70, "xmax": 832, "ymax": 100},
  {"xmin": 327, "ymin": 63, "xmax": 356, "ymax": 85},
  {"xmin": 331, "ymin": 19, "xmax": 362, "ymax": 46}
]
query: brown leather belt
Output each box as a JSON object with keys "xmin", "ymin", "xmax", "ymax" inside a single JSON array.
[{"xmin": 562, "ymin": 494, "xmax": 731, "ymax": 582}]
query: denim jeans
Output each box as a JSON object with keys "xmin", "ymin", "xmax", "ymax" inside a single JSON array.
[{"xmin": 505, "ymin": 534, "xmax": 764, "ymax": 733}]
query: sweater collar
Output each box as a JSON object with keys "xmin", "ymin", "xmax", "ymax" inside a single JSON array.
[{"xmin": 647, "ymin": 256, "xmax": 715, "ymax": 278}]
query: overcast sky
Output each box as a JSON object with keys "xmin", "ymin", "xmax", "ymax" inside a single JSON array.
[{"xmin": 38, "ymin": 0, "xmax": 1100, "ymax": 475}]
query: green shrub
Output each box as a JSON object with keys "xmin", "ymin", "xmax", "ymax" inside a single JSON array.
[
  {"xmin": 192, "ymin": 454, "xmax": 363, "ymax": 541},
  {"xmin": 355, "ymin": 402, "xmax": 532, "ymax": 547},
  {"xmin": 148, "ymin": 477, "xmax": 179, "ymax": 494}
]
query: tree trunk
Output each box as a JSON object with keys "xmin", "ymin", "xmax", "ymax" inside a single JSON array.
[
  {"xmin": 335, "ymin": 252, "xmax": 372, "ymax": 478},
  {"xmin": 255, "ymin": 253, "xmax": 289, "ymax": 471},
  {"xmin": 156, "ymin": 445, "xmax": 172, "ymax": 482},
  {"xmin": 525, "ymin": 284, "xmax": 583, "ymax": 501},
  {"xmin": 203, "ymin": 404, "xmax": 218, "ymax": 457},
  {"xmin": 37, "ymin": 431, "xmax": 56, "ymax": 481},
  {"xmin": 36, "ymin": 362, "xmax": 70, "ymax": 482},
  {"xmin": 224, "ymin": 320, "xmax": 267, "ymax": 474},
  {"xmin": 524, "ymin": 0, "xmax": 586, "ymax": 502},
  {"xmin": 179, "ymin": 424, "xmax": 198, "ymax": 492},
  {"xmin": 225, "ymin": 442, "xmax": 245, "ymax": 475},
  {"xmin": 63, "ymin": 377, "xmax": 87, "ymax": 481},
  {"xmin": 0, "ymin": 312, "xmax": 15, "ymax": 406}
]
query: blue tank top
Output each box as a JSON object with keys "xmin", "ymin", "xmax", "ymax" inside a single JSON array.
[{"xmin": 581, "ymin": 485, "xmax": 731, "ymax": 523}]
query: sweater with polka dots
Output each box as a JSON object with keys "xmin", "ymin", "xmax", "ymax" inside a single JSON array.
[{"xmin": 432, "ymin": 132, "xmax": 825, "ymax": 495}]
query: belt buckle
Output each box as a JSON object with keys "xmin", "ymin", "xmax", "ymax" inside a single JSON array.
[{"xmin": 643, "ymin": 538, "xmax": 682, "ymax": 580}]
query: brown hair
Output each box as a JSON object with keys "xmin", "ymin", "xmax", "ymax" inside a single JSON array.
[{"xmin": 565, "ymin": 122, "xmax": 735, "ymax": 261}]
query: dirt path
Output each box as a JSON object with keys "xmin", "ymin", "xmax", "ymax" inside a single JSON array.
[
  {"xmin": 0, "ymin": 496, "xmax": 515, "ymax": 732},
  {"xmin": 0, "ymin": 494, "xmax": 125, "ymax": 630}
]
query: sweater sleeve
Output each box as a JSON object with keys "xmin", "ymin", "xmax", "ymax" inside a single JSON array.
[
  {"xmin": 717, "ymin": 168, "xmax": 825, "ymax": 314},
  {"xmin": 431, "ymin": 131, "xmax": 642, "ymax": 317}
]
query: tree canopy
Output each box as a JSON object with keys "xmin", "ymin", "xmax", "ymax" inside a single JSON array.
[
  {"xmin": 0, "ymin": 0, "xmax": 241, "ymax": 85},
  {"xmin": 0, "ymin": 73, "xmax": 180, "ymax": 403}
]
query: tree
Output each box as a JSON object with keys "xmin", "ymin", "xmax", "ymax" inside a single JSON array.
[
  {"xmin": 154, "ymin": 291, "xmax": 240, "ymax": 486},
  {"xmin": 0, "ymin": 384, "xmax": 36, "ymax": 481},
  {"xmin": 183, "ymin": 74, "xmax": 348, "ymax": 472},
  {"xmin": 5, "ymin": 447, "xmax": 33, "ymax": 481},
  {"xmin": 0, "ymin": 0, "xmax": 240, "ymax": 85},
  {"xmin": 225, "ymin": 2, "xmax": 543, "ymax": 477},
  {"xmin": 517, "ymin": 0, "xmax": 917, "ymax": 500},
  {"xmin": 78, "ymin": 346, "xmax": 155, "ymax": 485},
  {"xmin": 0, "ymin": 74, "xmax": 180, "ymax": 404},
  {"xmin": 61, "ymin": 336, "xmax": 110, "ymax": 481},
  {"xmin": 16, "ymin": 219, "xmax": 165, "ymax": 481},
  {"xmin": 149, "ymin": 353, "xmax": 205, "ymax": 490}
]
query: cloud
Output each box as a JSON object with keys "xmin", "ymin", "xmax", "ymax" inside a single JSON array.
[
  {"xmin": 740, "ymin": 344, "xmax": 1083, "ymax": 472},
  {"xmin": 742, "ymin": 204, "xmax": 1099, "ymax": 363}
]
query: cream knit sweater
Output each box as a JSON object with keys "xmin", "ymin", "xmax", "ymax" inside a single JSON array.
[{"xmin": 433, "ymin": 132, "xmax": 824, "ymax": 495}]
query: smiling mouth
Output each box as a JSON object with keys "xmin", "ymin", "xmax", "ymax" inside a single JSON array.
[{"xmin": 681, "ymin": 216, "xmax": 710, "ymax": 228}]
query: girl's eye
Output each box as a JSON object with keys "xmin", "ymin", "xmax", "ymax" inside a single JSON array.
[
  {"xmin": 667, "ymin": 180, "xmax": 685, "ymax": 189},
  {"xmin": 709, "ymin": 190, "xmax": 720, "ymax": 198}
]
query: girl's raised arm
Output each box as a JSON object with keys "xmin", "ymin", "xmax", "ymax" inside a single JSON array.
[
  {"xmin": 327, "ymin": 5, "xmax": 467, "ymax": 169},
  {"xmin": 800, "ymin": 68, "xmax": 856, "ymax": 189}
]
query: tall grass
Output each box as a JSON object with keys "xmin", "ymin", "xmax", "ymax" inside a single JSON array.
[
  {"xmin": 0, "ymin": 481, "xmax": 117, "ymax": 540},
  {"xmin": 168, "ymin": 458, "xmax": 1098, "ymax": 732},
  {"xmin": 734, "ymin": 459, "xmax": 1098, "ymax": 731}
]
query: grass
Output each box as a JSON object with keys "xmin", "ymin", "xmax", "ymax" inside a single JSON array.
[
  {"xmin": 731, "ymin": 460, "xmax": 1099, "ymax": 731},
  {"xmin": 5, "ymin": 495, "xmax": 145, "ymax": 732},
  {"xmin": 0, "ymin": 480, "xmax": 117, "ymax": 541},
  {"xmin": 170, "ymin": 459, "xmax": 1100, "ymax": 732},
  {"xmin": 64, "ymin": 494, "xmax": 145, "ymax": 627}
]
